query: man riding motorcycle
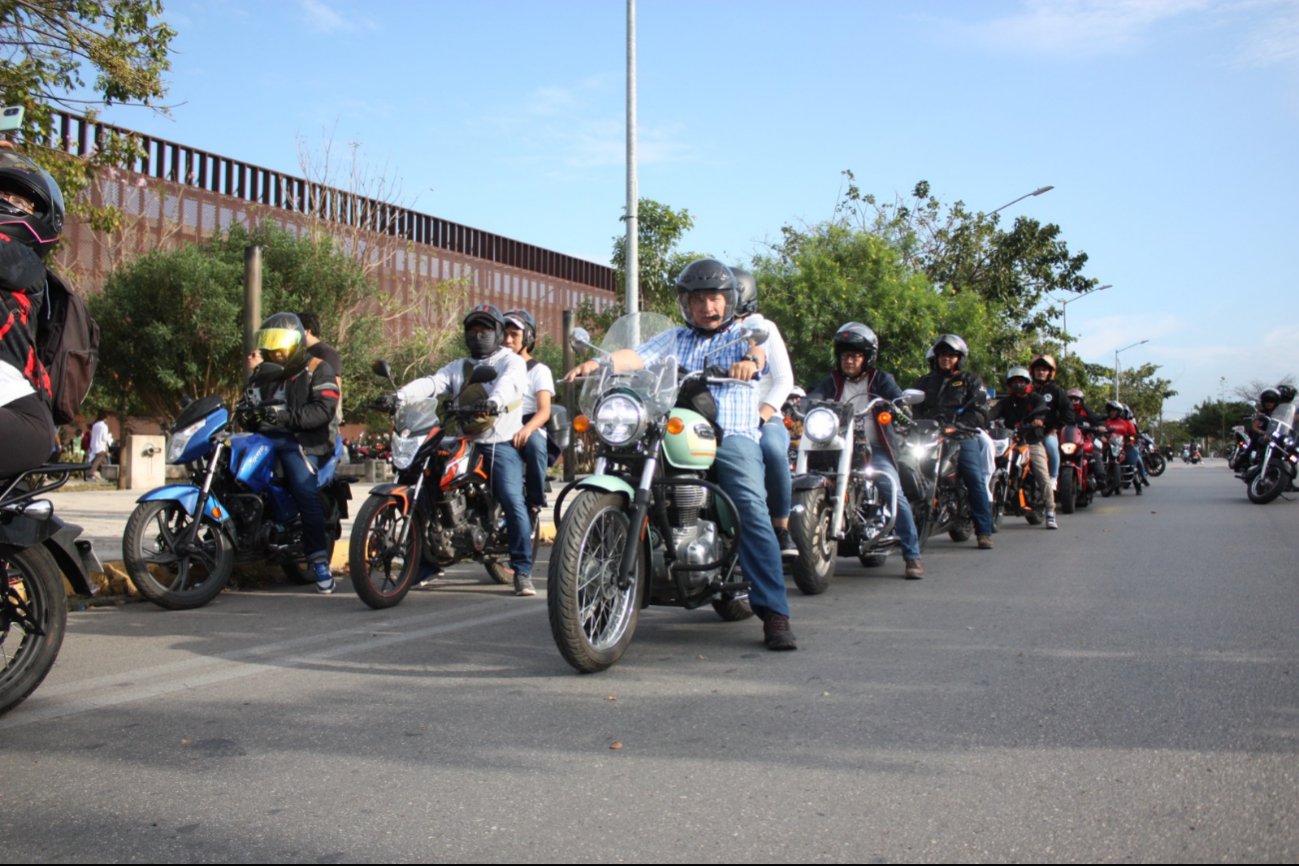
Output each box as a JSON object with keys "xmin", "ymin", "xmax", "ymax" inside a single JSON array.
[
  {"xmin": 912, "ymin": 335, "xmax": 995, "ymax": 549},
  {"xmin": 990, "ymin": 367, "xmax": 1056, "ymax": 528},
  {"xmin": 1100, "ymin": 401, "xmax": 1147, "ymax": 495},
  {"xmin": 1028, "ymin": 354, "xmax": 1074, "ymax": 496},
  {"xmin": 807, "ymin": 322, "xmax": 926, "ymax": 578}
]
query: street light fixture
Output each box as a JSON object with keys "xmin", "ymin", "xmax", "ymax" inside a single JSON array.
[
  {"xmin": 990, "ymin": 185, "xmax": 1054, "ymax": 215},
  {"xmin": 1114, "ymin": 338, "xmax": 1149, "ymax": 402},
  {"xmin": 1060, "ymin": 284, "xmax": 1112, "ymax": 359}
]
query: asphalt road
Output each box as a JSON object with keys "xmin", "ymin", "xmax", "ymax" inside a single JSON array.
[{"xmin": 3, "ymin": 461, "xmax": 1297, "ymax": 863}]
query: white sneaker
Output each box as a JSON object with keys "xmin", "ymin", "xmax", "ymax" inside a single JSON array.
[{"xmin": 1045, "ymin": 512, "xmax": 1058, "ymax": 530}]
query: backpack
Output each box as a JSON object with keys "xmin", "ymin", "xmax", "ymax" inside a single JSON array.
[{"xmin": 37, "ymin": 272, "xmax": 100, "ymax": 426}]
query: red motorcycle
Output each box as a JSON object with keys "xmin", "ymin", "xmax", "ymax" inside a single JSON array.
[{"xmin": 1055, "ymin": 424, "xmax": 1096, "ymax": 513}]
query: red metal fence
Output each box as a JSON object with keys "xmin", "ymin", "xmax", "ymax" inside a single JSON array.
[{"xmin": 45, "ymin": 110, "xmax": 617, "ymax": 344}]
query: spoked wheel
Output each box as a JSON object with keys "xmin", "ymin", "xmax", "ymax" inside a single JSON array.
[
  {"xmin": 1246, "ymin": 458, "xmax": 1290, "ymax": 504},
  {"xmin": 0, "ymin": 547, "xmax": 67, "ymax": 716},
  {"xmin": 547, "ymin": 491, "xmax": 641, "ymax": 673},
  {"xmin": 123, "ymin": 500, "xmax": 234, "ymax": 610},
  {"xmin": 1145, "ymin": 452, "xmax": 1167, "ymax": 477},
  {"xmin": 790, "ymin": 487, "xmax": 835, "ymax": 595},
  {"xmin": 350, "ymin": 495, "xmax": 422, "ymax": 609}
]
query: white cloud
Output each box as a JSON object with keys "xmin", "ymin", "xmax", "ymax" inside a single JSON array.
[
  {"xmin": 955, "ymin": 0, "xmax": 1211, "ymax": 58},
  {"xmin": 299, "ymin": 0, "xmax": 377, "ymax": 34},
  {"xmin": 1234, "ymin": 0, "xmax": 1299, "ymax": 66}
]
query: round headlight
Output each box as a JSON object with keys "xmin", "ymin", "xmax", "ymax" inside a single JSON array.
[
  {"xmin": 594, "ymin": 394, "xmax": 647, "ymax": 447},
  {"xmin": 1060, "ymin": 442, "xmax": 1077, "ymax": 455},
  {"xmin": 803, "ymin": 407, "xmax": 839, "ymax": 445}
]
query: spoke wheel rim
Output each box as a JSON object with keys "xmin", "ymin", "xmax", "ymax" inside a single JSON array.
[{"xmin": 573, "ymin": 507, "xmax": 635, "ymax": 652}]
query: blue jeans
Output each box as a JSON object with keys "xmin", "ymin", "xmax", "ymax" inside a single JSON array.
[
  {"xmin": 957, "ymin": 437, "xmax": 994, "ymax": 537},
  {"xmin": 714, "ymin": 436, "xmax": 789, "ymax": 619},
  {"xmin": 759, "ymin": 417, "xmax": 792, "ymax": 521},
  {"xmin": 870, "ymin": 454, "xmax": 921, "ymax": 560},
  {"xmin": 266, "ymin": 435, "xmax": 328, "ymax": 563},
  {"xmin": 482, "ymin": 442, "xmax": 533, "ymax": 577},
  {"xmin": 1124, "ymin": 445, "xmax": 1148, "ymax": 481},
  {"xmin": 1043, "ymin": 431, "xmax": 1060, "ymax": 481},
  {"xmin": 521, "ymin": 430, "xmax": 549, "ymax": 510}
]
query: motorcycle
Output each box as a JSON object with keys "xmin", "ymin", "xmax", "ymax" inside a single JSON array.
[
  {"xmin": 1099, "ymin": 431, "xmax": 1141, "ymax": 495},
  {"xmin": 1243, "ymin": 401, "xmax": 1298, "ymax": 504},
  {"xmin": 897, "ymin": 419, "xmax": 983, "ymax": 546},
  {"xmin": 122, "ymin": 387, "xmax": 352, "ymax": 610},
  {"xmin": 787, "ymin": 390, "xmax": 925, "ymax": 594},
  {"xmin": 1056, "ymin": 423, "xmax": 1095, "ymax": 513},
  {"xmin": 1139, "ymin": 433, "xmax": 1166, "ymax": 477},
  {"xmin": 547, "ymin": 312, "xmax": 766, "ymax": 673},
  {"xmin": 1, "ymin": 462, "xmax": 102, "ymax": 715},
  {"xmin": 1227, "ymin": 423, "xmax": 1253, "ymax": 474},
  {"xmin": 991, "ymin": 424, "xmax": 1048, "ymax": 525},
  {"xmin": 348, "ymin": 360, "xmax": 547, "ymax": 608}
]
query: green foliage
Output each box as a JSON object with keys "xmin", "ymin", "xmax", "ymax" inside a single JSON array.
[
  {"xmin": 89, "ymin": 221, "xmax": 448, "ymax": 423},
  {"xmin": 1, "ymin": 0, "xmax": 175, "ymax": 232},
  {"xmin": 1183, "ymin": 398, "xmax": 1254, "ymax": 445},
  {"xmin": 611, "ymin": 198, "xmax": 701, "ymax": 317}
]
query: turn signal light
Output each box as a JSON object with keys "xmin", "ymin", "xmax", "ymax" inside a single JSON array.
[
  {"xmin": 573, "ymin": 415, "xmax": 591, "ymax": 433},
  {"xmin": 878, "ymin": 411, "xmax": 893, "ymax": 426},
  {"xmin": 666, "ymin": 416, "xmax": 685, "ymax": 435}
]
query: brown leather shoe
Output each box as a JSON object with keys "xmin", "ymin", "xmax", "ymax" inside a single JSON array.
[
  {"xmin": 977, "ymin": 535, "xmax": 994, "ymax": 550},
  {"xmin": 904, "ymin": 559, "xmax": 925, "ymax": 579},
  {"xmin": 761, "ymin": 613, "xmax": 798, "ymax": 651}
]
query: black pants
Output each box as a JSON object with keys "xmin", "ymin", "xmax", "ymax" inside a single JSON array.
[{"xmin": 0, "ymin": 393, "xmax": 56, "ymax": 479}]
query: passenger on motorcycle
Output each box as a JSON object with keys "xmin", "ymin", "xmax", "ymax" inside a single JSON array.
[
  {"xmin": 732, "ymin": 267, "xmax": 798, "ymax": 558},
  {"xmin": 397, "ymin": 304, "xmax": 536, "ymax": 596},
  {"xmin": 241, "ymin": 313, "xmax": 342, "ymax": 592},
  {"xmin": 1067, "ymin": 389, "xmax": 1100, "ymax": 427},
  {"xmin": 1028, "ymin": 355, "xmax": 1074, "ymax": 494},
  {"xmin": 565, "ymin": 258, "xmax": 797, "ymax": 651},
  {"xmin": 502, "ymin": 308, "xmax": 555, "ymax": 517},
  {"xmin": 912, "ymin": 335, "xmax": 996, "ymax": 549},
  {"xmin": 990, "ymin": 367, "xmax": 1057, "ymax": 529},
  {"xmin": 0, "ymin": 149, "xmax": 62, "ymax": 479},
  {"xmin": 1101, "ymin": 401, "xmax": 1147, "ymax": 495},
  {"xmin": 807, "ymin": 322, "xmax": 926, "ymax": 578}
]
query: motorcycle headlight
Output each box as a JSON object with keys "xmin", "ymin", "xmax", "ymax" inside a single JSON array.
[
  {"xmin": 803, "ymin": 407, "xmax": 839, "ymax": 445},
  {"xmin": 594, "ymin": 394, "xmax": 647, "ymax": 447},
  {"xmin": 1061, "ymin": 442, "xmax": 1077, "ymax": 456},
  {"xmin": 390, "ymin": 433, "xmax": 421, "ymax": 470},
  {"xmin": 167, "ymin": 419, "xmax": 205, "ymax": 463}
]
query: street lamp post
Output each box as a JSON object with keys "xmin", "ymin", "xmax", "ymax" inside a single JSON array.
[
  {"xmin": 1060, "ymin": 284, "xmax": 1112, "ymax": 359},
  {"xmin": 990, "ymin": 185, "xmax": 1054, "ymax": 215},
  {"xmin": 1114, "ymin": 339, "xmax": 1149, "ymax": 402}
]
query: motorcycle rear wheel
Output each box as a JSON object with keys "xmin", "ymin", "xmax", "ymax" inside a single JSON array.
[
  {"xmin": 1145, "ymin": 452, "xmax": 1167, "ymax": 477},
  {"xmin": 0, "ymin": 546, "xmax": 67, "ymax": 716},
  {"xmin": 1246, "ymin": 459, "xmax": 1290, "ymax": 504},
  {"xmin": 547, "ymin": 490, "xmax": 641, "ymax": 673},
  {"xmin": 790, "ymin": 487, "xmax": 835, "ymax": 595},
  {"xmin": 350, "ymin": 495, "xmax": 421, "ymax": 610},
  {"xmin": 123, "ymin": 501, "xmax": 234, "ymax": 610}
]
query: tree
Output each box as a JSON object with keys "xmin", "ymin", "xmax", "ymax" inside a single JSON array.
[
  {"xmin": 1183, "ymin": 397, "xmax": 1253, "ymax": 450},
  {"xmin": 836, "ymin": 173, "xmax": 1100, "ymax": 359},
  {"xmin": 1, "ymin": 0, "xmax": 176, "ymax": 232},
  {"xmin": 89, "ymin": 221, "xmax": 447, "ymax": 422},
  {"xmin": 610, "ymin": 198, "xmax": 700, "ymax": 318}
]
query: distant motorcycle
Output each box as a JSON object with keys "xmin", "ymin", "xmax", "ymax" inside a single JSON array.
[
  {"xmin": 1056, "ymin": 423, "xmax": 1096, "ymax": 512},
  {"xmin": 1138, "ymin": 433, "xmax": 1166, "ymax": 477},
  {"xmin": 1242, "ymin": 401, "xmax": 1298, "ymax": 504}
]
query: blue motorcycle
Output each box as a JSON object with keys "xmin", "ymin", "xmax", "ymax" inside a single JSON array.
[{"xmin": 122, "ymin": 395, "xmax": 351, "ymax": 610}]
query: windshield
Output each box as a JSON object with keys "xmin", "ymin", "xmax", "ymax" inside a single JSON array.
[
  {"xmin": 1268, "ymin": 402, "xmax": 1296, "ymax": 435},
  {"xmin": 395, "ymin": 396, "xmax": 441, "ymax": 434},
  {"xmin": 579, "ymin": 312, "xmax": 680, "ymax": 419}
]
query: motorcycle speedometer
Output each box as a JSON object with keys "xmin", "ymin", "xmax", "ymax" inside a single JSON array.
[
  {"xmin": 594, "ymin": 393, "xmax": 647, "ymax": 447},
  {"xmin": 803, "ymin": 407, "xmax": 839, "ymax": 445}
]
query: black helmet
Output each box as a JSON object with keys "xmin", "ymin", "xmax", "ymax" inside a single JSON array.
[
  {"xmin": 929, "ymin": 334, "xmax": 969, "ymax": 369},
  {"xmin": 1260, "ymin": 387, "xmax": 1281, "ymax": 407},
  {"xmin": 255, "ymin": 312, "xmax": 308, "ymax": 376},
  {"xmin": 833, "ymin": 322, "xmax": 878, "ymax": 375},
  {"xmin": 1278, "ymin": 385, "xmax": 1297, "ymax": 404},
  {"xmin": 0, "ymin": 150, "xmax": 65, "ymax": 256},
  {"xmin": 463, "ymin": 303, "xmax": 505, "ymax": 359},
  {"xmin": 732, "ymin": 266, "xmax": 758, "ymax": 317},
  {"xmin": 1105, "ymin": 400, "xmax": 1123, "ymax": 413},
  {"xmin": 674, "ymin": 258, "xmax": 737, "ymax": 331},
  {"xmin": 503, "ymin": 308, "xmax": 537, "ymax": 351}
]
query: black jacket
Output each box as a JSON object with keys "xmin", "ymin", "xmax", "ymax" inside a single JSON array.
[
  {"xmin": 913, "ymin": 368, "xmax": 989, "ymax": 429},
  {"xmin": 1032, "ymin": 381, "xmax": 1074, "ymax": 431},
  {"xmin": 246, "ymin": 357, "xmax": 340, "ymax": 456},
  {"xmin": 0, "ymin": 239, "xmax": 51, "ymax": 405},
  {"xmin": 989, "ymin": 391, "xmax": 1048, "ymax": 430}
]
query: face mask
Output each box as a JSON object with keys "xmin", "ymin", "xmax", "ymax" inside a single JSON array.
[{"xmin": 466, "ymin": 330, "xmax": 498, "ymax": 359}]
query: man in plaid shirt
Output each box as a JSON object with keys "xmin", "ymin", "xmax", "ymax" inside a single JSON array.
[{"xmin": 567, "ymin": 259, "xmax": 797, "ymax": 650}]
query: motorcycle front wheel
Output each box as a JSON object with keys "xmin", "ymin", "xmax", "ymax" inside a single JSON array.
[
  {"xmin": 1246, "ymin": 458, "xmax": 1290, "ymax": 504},
  {"xmin": 790, "ymin": 487, "xmax": 835, "ymax": 595},
  {"xmin": 1, "ymin": 546, "xmax": 67, "ymax": 716},
  {"xmin": 1145, "ymin": 452, "xmax": 1167, "ymax": 477},
  {"xmin": 350, "ymin": 495, "xmax": 423, "ymax": 609},
  {"xmin": 1057, "ymin": 470, "xmax": 1076, "ymax": 515},
  {"xmin": 123, "ymin": 501, "xmax": 235, "ymax": 610},
  {"xmin": 547, "ymin": 490, "xmax": 641, "ymax": 673}
]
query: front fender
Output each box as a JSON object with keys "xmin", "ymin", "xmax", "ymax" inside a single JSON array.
[
  {"xmin": 552, "ymin": 474, "xmax": 635, "ymax": 526},
  {"xmin": 791, "ymin": 473, "xmax": 830, "ymax": 492},
  {"xmin": 366, "ymin": 483, "xmax": 412, "ymax": 514},
  {"xmin": 136, "ymin": 484, "xmax": 231, "ymax": 524}
]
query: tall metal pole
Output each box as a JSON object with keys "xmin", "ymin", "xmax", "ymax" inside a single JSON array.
[
  {"xmin": 243, "ymin": 245, "xmax": 262, "ymax": 357},
  {"xmin": 624, "ymin": 0, "xmax": 639, "ymax": 316}
]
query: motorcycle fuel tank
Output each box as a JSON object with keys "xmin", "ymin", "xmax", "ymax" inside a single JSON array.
[{"xmin": 662, "ymin": 408, "xmax": 717, "ymax": 471}]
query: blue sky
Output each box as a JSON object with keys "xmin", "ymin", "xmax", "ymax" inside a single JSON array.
[{"xmin": 95, "ymin": 0, "xmax": 1299, "ymax": 418}]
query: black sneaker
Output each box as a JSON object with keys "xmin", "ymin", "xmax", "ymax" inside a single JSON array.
[
  {"xmin": 761, "ymin": 613, "xmax": 798, "ymax": 651},
  {"xmin": 775, "ymin": 527, "xmax": 798, "ymax": 559}
]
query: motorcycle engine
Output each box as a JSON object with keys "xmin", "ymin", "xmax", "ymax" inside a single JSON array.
[{"xmin": 665, "ymin": 481, "xmax": 720, "ymax": 589}]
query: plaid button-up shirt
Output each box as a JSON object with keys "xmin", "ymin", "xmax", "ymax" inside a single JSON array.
[{"xmin": 637, "ymin": 321, "xmax": 761, "ymax": 443}]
